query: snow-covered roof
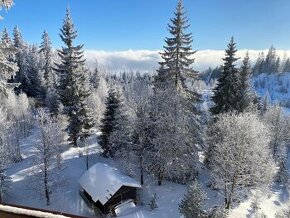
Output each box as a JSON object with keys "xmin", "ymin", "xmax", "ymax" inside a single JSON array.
[{"xmin": 78, "ymin": 163, "xmax": 141, "ymax": 205}]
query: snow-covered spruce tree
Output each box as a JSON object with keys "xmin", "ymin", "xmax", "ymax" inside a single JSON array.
[
  {"xmin": 54, "ymin": 9, "xmax": 94, "ymax": 146},
  {"xmin": 39, "ymin": 30, "xmax": 59, "ymax": 116},
  {"xmin": 206, "ymin": 112, "xmax": 275, "ymax": 209},
  {"xmin": 262, "ymin": 46, "xmax": 278, "ymax": 74},
  {"xmin": 275, "ymin": 57, "xmax": 281, "ymax": 73},
  {"xmin": 237, "ymin": 52, "xmax": 257, "ymax": 112},
  {"xmin": 148, "ymin": 0, "xmax": 201, "ymax": 186},
  {"xmin": 12, "ymin": 26, "xmax": 28, "ymax": 94},
  {"xmin": 253, "ymin": 52, "xmax": 265, "ymax": 75},
  {"xmin": 89, "ymin": 60, "xmax": 100, "ymax": 90},
  {"xmin": 1, "ymin": 28, "xmax": 13, "ymax": 52},
  {"xmin": 108, "ymin": 103, "xmax": 131, "ymax": 160},
  {"xmin": 148, "ymin": 87, "xmax": 199, "ymax": 185},
  {"xmin": 155, "ymin": 0, "xmax": 200, "ymax": 103},
  {"xmin": 283, "ymin": 58, "xmax": 290, "ymax": 73},
  {"xmin": 0, "ymin": 29, "xmax": 18, "ymax": 96},
  {"xmin": 1, "ymin": 28, "xmax": 15, "ymax": 66},
  {"xmin": 99, "ymin": 87, "xmax": 127, "ymax": 157},
  {"xmin": 24, "ymin": 45, "xmax": 45, "ymax": 101},
  {"xmin": 179, "ymin": 180, "xmax": 207, "ymax": 218},
  {"xmin": 210, "ymin": 37, "xmax": 243, "ymax": 115},
  {"xmin": 34, "ymin": 109, "xmax": 64, "ymax": 206},
  {"xmin": 39, "ymin": 30, "xmax": 54, "ymax": 89}
]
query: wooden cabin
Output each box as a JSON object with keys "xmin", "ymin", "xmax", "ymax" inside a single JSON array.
[{"xmin": 78, "ymin": 163, "xmax": 141, "ymax": 214}]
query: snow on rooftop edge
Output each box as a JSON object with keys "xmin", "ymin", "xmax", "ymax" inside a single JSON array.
[
  {"xmin": 78, "ymin": 163, "xmax": 141, "ymax": 205},
  {"xmin": 0, "ymin": 205, "xmax": 68, "ymax": 218}
]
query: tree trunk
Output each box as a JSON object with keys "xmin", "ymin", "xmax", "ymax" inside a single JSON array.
[
  {"xmin": 158, "ymin": 173, "xmax": 163, "ymax": 186},
  {"xmin": 44, "ymin": 155, "xmax": 50, "ymax": 205},
  {"xmin": 86, "ymin": 155, "xmax": 89, "ymax": 170},
  {"xmin": 226, "ymin": 173, "xmax": 237, "ymax": 209},
  {"xmin": 224, "ymin": 173, "xmax": 228, "ymax": 207},
  {"xmin": 158, "ymin": 179, "xmax": 162, "ymax": 186},
  {"xmin": 84, "ymin": 139, "xmax": 89, "ymax": 170},
  {"xmin": 0, "ymin": 187, "xmax": 3, "ymax": 203},
  {"xmin": 73, "ymin": 136, "xmax": 77, "ymax": 147},
  {"xmin": 42, "ymin": 128, "xmax": 50, "ymax": 206},
  {"xmin": 140, "ymin": 155, "xmax": 144, "ymax": 185},
  {"xmin": 44, "ymin": 170, "xmax": 50, "ymax": 205}
]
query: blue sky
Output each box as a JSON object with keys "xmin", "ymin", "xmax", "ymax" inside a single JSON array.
[{"xmin": 1, "ymin": 0, "xmax": 290, "ymax": 51}]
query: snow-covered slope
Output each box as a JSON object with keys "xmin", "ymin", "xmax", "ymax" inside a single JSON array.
[{"xmin": 254, "ymin": 72, "xmax": 290, "ymax": 111}]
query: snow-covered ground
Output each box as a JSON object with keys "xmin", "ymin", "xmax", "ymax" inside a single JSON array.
[
  {"xmin": 5, "ymin": 127, "xmax": 98, "ymax": 217},
  {"xmin": 3, "ymin": 127, "xmax": 290, "ymax": 218},
  {"xmin": 4, "ymin": 127, "xmax": 188, "ymax": 218},
  {"xmin": 230, "ymin": 150, "xmax": 290, "ymax": 218},
  {"xmin": 6, "ymin": 125, "xmax": 289, "ymax": 218}
]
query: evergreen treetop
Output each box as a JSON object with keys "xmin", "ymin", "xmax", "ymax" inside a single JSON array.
[{"xmin": 156, "ymin": 0, "xmax": 198, "ymax": 100}]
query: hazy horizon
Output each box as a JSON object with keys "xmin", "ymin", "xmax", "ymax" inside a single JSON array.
[{"xmin": 84, "ymin": 48, "xmax": 290, "ymax": 72}]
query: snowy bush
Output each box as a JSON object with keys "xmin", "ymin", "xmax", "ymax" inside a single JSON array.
[
  {"xmin": 208, "ymin": 206, "xmax": 229, "ymax": 218},
  {"xmin": 179, "ymin": 180, "xmax": 207, "ymax": 218},
  {"xmin": 275, "ymin": 203, "xmax": 290, "ymax": 218},
  {"xmin": 250, "ymin": 194, "xmax": 261, "ymax": 213},
  {"xmin": 253, "ymin": 211, "xmax": 267, "ymax": 218},
  {"xmin": 148, "ymin": 193, "xmax": 158, "ymax": 211},
  {"xmin": 249, "ymin": 191, "xmax": 268, "ymax": 218}
]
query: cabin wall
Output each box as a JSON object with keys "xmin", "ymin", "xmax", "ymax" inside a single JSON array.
[{"xmin": 104, "ymin": 186, "xmax": 137, "ymax": 213}]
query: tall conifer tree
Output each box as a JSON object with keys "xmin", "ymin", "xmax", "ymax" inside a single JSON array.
[
  {"xmin": 99, "ymin": 87, "xmax": 123, "ymax": 157},
  {"xmin": 237, "ymin": 52, "xmax": 256, "ymax": 112},
  {"xmin": 40, "ymin": 30, "xmax": 59, "ymax": 116},
  {"xmin": 54, "ymin": 9, "xmax": 94, "ymax": 146},
  {"xmin": 149, "ymin": 0, "xmax": 201, "ymax": 185},
  {"xmin": 210, "ymin": 37, "xmax": 241, "ymax": 115},
  {"xmin": 12, "ymin": 26, "xmax": 26, "ymax": 94},
  {"xmin": 39, "ymin": 31, "xmax": 54, "ymax": 89}
]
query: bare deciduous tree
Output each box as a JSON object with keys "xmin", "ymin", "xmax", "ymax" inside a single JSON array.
[
  {"xmin": 34, "ymin": 109, "xmax": 64, "ymax": 205},
  {"xmin": 206, "ymin": 112, "xmax": 275, "ymax": 209}
]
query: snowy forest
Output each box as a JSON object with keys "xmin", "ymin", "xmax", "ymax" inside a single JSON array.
[{"xmin": 1, "ymin": 0, "xmax": 290, "ymax": 217}]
